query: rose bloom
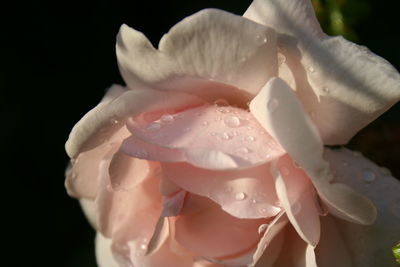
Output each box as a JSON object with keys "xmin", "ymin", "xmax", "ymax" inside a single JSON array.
[{"xmin": 65, "ymin": 0, "xmax": 400, "ymax": 266}]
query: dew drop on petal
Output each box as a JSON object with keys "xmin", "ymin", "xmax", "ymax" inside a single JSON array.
[
  {"xmin": 146, "ymin": 122, "xmax": 161, "ymax": 131},
  {"xmin": 258, "ymin": 224, "xmax": 269, "ymax": 234},
  {"xmin": 267, "ymin": 98, "xmax": 279, "ymax": 112},
  {"xmin": 214, "ymin": 99, "xmax": 229, "ymax": 106},
  {"xmin": 308, "ymin": 66, "xmax": 315, "ymax": 73},
  {"xmin": 139, "ymin": 243, "xmax": 147, "ymax": 250},
  {"xmin": 244, "ymin": 135, "xmax": 255, "ymax": 142},
  {"xmin": 237, "ymin": 147, "xmax": 251, "ymax": 154},
  {"xmin": 210, "ymin": 132, "xmax": 217, "ymax": 136},
  {"xmin": 202, "ymin": 121, "xmax": 209, "ymax": 126},
  {"xmin": 160, "ymin": 114, "xmax": 174, "ymax": 124},
  {"xmin": 252, "ymin": 199, "xmax": 257, "ymax": 204},
  {"xmin": 224, "ymin": 116, "xmax": 241, "ymax": 128},
  {"xmin": 322, "ymin": 86, "xmax": 330, "ymax": 93},
  {"xmin": 219, "ymin": 132, "xmax": 232, "ymax": 140},
  {"xmin": 110, "ymin": 118, "xmax": 119, "ymax": 124},
  {"xmin": 235, "ymin": 192, "xmax": 246, "ymax": 201},
  {"xmin": 70, "ymin": 172, "xmax": 77, "ymax": 180},
  {"xmin": 361, "ymin": 169, "xmax": 376, "ymax": 183}
]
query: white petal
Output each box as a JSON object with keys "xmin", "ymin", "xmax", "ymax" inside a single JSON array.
[
  {"xmin": 96, "ymin": 233, "xmax": 120, "ymax": 267},
  {"xmin": 324, "ymin": 148, "xmax": 400, "ymax": 266},
  {"xmin": 79, "ymin": 198, "xmax": 98, "ymax": 230},
  {"xmin": 117, "ymin": 9, "xmax": 278, "ymax": 96},
  {"xmin": 65, "ymin": 88, "xmax": 204, "ymax": 158},
  {"xmin": 249, "ymin": 78, "xmax": 376, "ymax": 225},
  {"xmin": 245, "ymin": 0, "xmax": 400, "ymax": 144}
]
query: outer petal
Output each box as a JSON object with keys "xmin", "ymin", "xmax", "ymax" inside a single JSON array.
[
  {"xmin": 117, "ymin": 9, "xmax": 278, "ymax": 97},
  {"xmin": 96, "ymin": 233, "xmax": 120, "ymax": 267},
  {"xmin": 273, "ymin": 155, "xmax": 321, "ymax": 246},
  {"xmin": 65, "ymin": 87, "xmax": 205, "ymax": 158},
  {"xmin": 315, "ymin": 215, "xmax": 352, "ymax": 267},
  {"xmin": 324, "ymin": 148, "xmax": 400, "ymax": 267},
  {"xmin": 174, "ymin": 194, "xmax": 265, "ymax": 260},
  {"xmin": 161, "ymin": 161, "xmax": 281, "ymax": 219},
  {"xmin": 249, "ymin": 78, "xmax": 376, "ymax": 225},
  {"xmin": 123, "ymin": 105, "xmax": 285, "ymax": 170},
  {"xmin": 244, "ymin": 0, "xmax": 400, "ymax": 144}
]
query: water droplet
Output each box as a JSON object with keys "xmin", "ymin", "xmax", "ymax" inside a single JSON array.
[
  {"xmin": 252, "ymin": 199, "xmax": 258, "ymax": 204},
  {"xmin": 202, "ymin": 121, "xmax": 209, "ymax": 126},
  {"xmin": 380, "ymin": 167, "xmax": 391, "ymax": 176},
  {"xmin": 278, "ymin": 54, "xmax": 286, "ymax": 66},
  {"xmin": 244, "ymin": 135, "xmax": 255, "ymax": 142},
  {"xmin": 237, "ymin": 147, "xmax": 251, "ymax": 154},
  {"xmin": 361, "ymin": 169, "xmax": 376, "ymax": 183},
  {"xmin": 217, "ymin": 108, "xmax": 230, "ymax": 113},
  {"xmin": 259, "ymin": 207, "xmax": 269, "ymax": 215},
  {"xmin": 232, "ymin": 131, "xmax": 239, "ymax": 136},
  {"xmin": 160, "ymin": 114, "xmax": 174, "ymax": 124},
  {"xmin": 267, "ymin": 98, "xmax": 279, "ymax": 111},
  {"xmin": 214, "ymin": 99, "xmax": 229, "ymax": 106},
  {"xmin": 146, "ymin": 122, "xmax": 161, "ymax": 131},
  {"xmin": 111, "ymin": 118, "xmax": 119, "ymax": 124},
  {"xmin": 219, "ymin": 132, "xmax": 232, "ymax": 140},
  {"xmin": 281, "ymin": 166, "xmax": 290, "ymax": 176},
  {"xmin": 322, "ymin": 86, "xmax": 330, "ymax": 93},
  {"xmin": 224, "ymin": 116, "xmax": 241, "ymax": 127},
  {"xmin": 353, "ymin": 151, "xmax": 362, "ymax": 157},
  {"xmin": 210, "ymin": 132, "xmax": 217, "ymax": 136},
  {"xmin": 274, "ymin": 200, "xmax": 281, "ymax": 207},
  {"xmin": 235, "ymin": 192, "xmax": 246, "ymax": 200},
  {"xmin": 256, "ymin": 34, "xmax": 268, "ymax": 45},
  {"xmin": 308, "ymin": 66, "xmax": 315, "ymax": 73},
  {"xmin": 139, "ymin": 243, "xmax": 147, "ymax": 250},
  {"xmin": 292, "ymin": 203, "xmax": 301, "ymax": 214},
  {"xmin": 258, "ymin": 224, "xmax": 269, "ymax": 234},
  {"xmin": 247, "ymin": 126, "xmax": 253, "ymax": 130},
  {"xmin": 391, "ymin": 199, "xmax": 400, "ymax": 218}
]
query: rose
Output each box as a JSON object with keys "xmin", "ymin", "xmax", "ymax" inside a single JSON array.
[{"xmin": 65, "ymin": 0, "xmax": 400, "ymax": 266}]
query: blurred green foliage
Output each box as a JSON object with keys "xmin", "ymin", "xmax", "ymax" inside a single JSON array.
[{"xmin": 393, "ymin": 242, "xmax": 400, "ymax": 263}]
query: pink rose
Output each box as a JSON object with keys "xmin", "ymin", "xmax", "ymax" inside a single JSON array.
[{"xmin": 65, "ymin": 0, "xmax": 400, "ymax": 266}]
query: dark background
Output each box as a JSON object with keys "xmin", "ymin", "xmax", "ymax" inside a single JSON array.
[{"xmin": 2, "ymin": 0, "xmax": 399, "ymax": 266}]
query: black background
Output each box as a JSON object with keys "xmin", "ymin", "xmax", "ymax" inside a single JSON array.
[{"xmin": 2, "ymin": 0, "xmax": 399, "ymax": 266}]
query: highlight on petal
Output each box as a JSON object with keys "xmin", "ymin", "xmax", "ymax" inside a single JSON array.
[
  {"xmin": 249, "ymin": 78, "xmax": 376, "ymax": 225},
  {"xmin": 174, "ymin": 194, "xmax": 265, "ymax": 260},
  {"xmin": 272, "ymin": 155, "xmax": 321, "ymax": 246},
  {"xmin": 122, "ymin": 104, "xmax": 285, "ymax": 170},
  {"xmin": 117, "ymin": 9, "xmax": 278, "ymax": 96},
  {"xmin": 245, "ymin": 0, "xmax": 400, "ymax": 144},
  {"xmin": 65, "ymin": 88, "xmax": 205, "ymax": 158},
  {"xmin": 161, "ymin": 161, "xmax": 281, "ymax": 219},
  {"xmin": 324, "ymin": 148, "xmax": 400, "ymax": 266}
]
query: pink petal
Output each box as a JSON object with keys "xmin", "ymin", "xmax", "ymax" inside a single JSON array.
[
  {"xmin": 162, "ymin": 161, "xmax": 281, "ymax": 219},
  {"xmin": 117, "ymin": 9, "xmax": 278, "ymax": 97},
  {"xmin": 324, "ymin": 148, "xmax": 400, "ymax": 266},
  {"xmin": 174, "ymin": 194, "xmax": 265, "ymax": 259},
  {"xmin": 123, "ymin": 104, "xmax": 285, "ymax": 170},
  {"xmin": 250, "ymin": 78, "xmax": 376, "ymax": 225},
  {"xmin": 65, "ymin": 87, "xmax": 205, "ymax": 158},
  {"xmin": 273, "ymin": 155, "xmax": 321, "ymax": 246},
  {"xmin": 65, "ymin": 127, "xmax": 129, "ymax": 199}
]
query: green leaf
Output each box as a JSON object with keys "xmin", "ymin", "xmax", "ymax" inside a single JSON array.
[{"xmin": 393, "ymin": 242, "xmax": 400, "ymax": 264}]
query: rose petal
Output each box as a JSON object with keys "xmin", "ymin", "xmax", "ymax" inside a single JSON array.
[
  {"xmin": 273, "ymin": 225, "xmax": 317, "ymax": 267},
  {"xmin": 174, "ymin": 194, "xmax": 265, "ymax": 259},
  {"xmin": 315, "ymin": 215, "xmax": 352, "ymax": 267},
  {"xmin": 162, "ymin": 162, "xmax": 281, "ymax": 219},
  {"xmin": 117, "ymin": 9, "xmax": 278, "ymax": 97},
  {"xmin": 96, "ymin": 233, "xmax": 120, "ymax": 267},
  {"xmin": 244, "ymin": 0, "xmax": 400, "ymax": 144},
  {"xmin": 123, "ymin": 105, "xmax": 285, "ymax": 170},
  {"xmin": 324, "ymin": 148, "xmax": 400, "ymax": 266},
  {"xmin": 272, "ymin": 155, "xmax": 321, "ymax": 246},
  {"xmin": 250, "ymin": 78, "xmax": 376, "ymax": 225},
  {"xmin": 79, "ymin": 198, "xmax": 97, "ymax": 230},
  {"xmin": 65, "ymin": 87, "xmax": 205, "ymax": 158}
]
